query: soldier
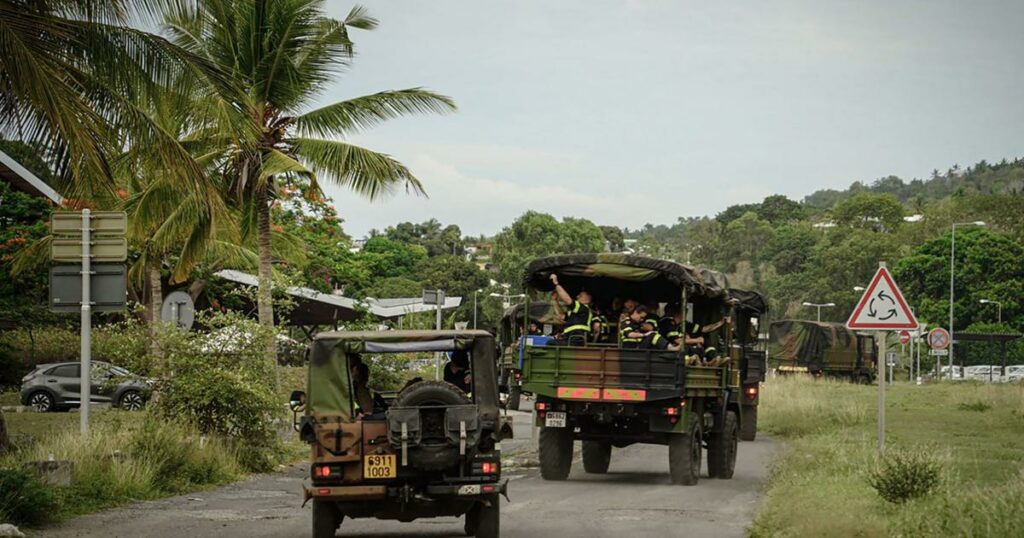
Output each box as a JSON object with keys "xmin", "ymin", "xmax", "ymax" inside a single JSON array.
[
  {"xmin": 619, "ymin": 298, "xmax": 640, "ymax": 323},
  {"xmin": 443, "ymin": 350, "xmax": 472, "ymax": 392},
  {"xmin": 352, "ymin": 362, "xmax": 375, "ymax": 416},
  {"xmin": 550, "ymin": 273, "xmax": 593, "ymax": 345},
  {"xmin": 639, "ymin": 319, "xmax": 681, "ymax": 351},
  {"xmin": 619, "ymin": 305, "xmax": 648, "ymax": 349}
]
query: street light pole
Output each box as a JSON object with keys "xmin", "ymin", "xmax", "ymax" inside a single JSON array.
[
  {"xmin": 473, "ymin": 289, "xmax": 482, "ymax": 329},
  {"xmin": 949, "ymin": 221, "xmax": 985, "ymax": 380},
  {"xmin": 979, "ymin": 299, "xmax": 1002, "ymax": 324},
  {"xmin": 801, "ymin": 301, "xmax": 836, "ymax": 322}
]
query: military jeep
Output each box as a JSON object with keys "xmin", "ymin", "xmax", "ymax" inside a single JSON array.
[{"xmin": 290, "ymin": 330, "xmax": 508, "ymax": 538}]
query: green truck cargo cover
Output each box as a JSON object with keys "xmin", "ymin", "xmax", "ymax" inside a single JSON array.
[{"xmin": 307, "ymin": 330, "xmax": 499, "ymax": 421}]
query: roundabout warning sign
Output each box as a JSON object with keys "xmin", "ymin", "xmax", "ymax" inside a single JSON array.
[{"xmin": 847, "ymin": 266, "xmax": 918, "ymax": 330}]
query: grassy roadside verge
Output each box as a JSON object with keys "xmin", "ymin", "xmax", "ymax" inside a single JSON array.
[{"xmin": 750, "ymin": 377, "xmax": 1024, "ymax": 537}]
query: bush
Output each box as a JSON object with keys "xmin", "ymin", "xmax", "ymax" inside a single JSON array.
[
  {"xmin": 151, "ymin": 312, "xmax": 279, "ymax": 443},
  {"xmin": 0, "ymin": 467, "xmax": 58, "ymax": 526},
  {"xmin": 868, "ymin": 447, "xmax": 942, "ymax": 503}
]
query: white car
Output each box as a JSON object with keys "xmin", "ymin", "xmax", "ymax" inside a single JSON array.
[
  {"xmin": 964, "ymin": 365, "xmax": 1005, "ymax": 382},
  {"xmin": 1006, "ymin": 365, "xmax": 1024, "ymax": 382}
]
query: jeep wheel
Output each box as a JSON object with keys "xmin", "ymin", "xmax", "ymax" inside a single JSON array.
[
  {"xmin": 507, "ymin": 385, "xmax": 521, "ymax": 411},
  {"xmin": 464, "ymin": 495, "xmax": 500, "ymax": 538},
  {"xmin": 539, "ymin": 426, "xmax": 573, "ymax": 480},
  {"xmin": 393, "ymin": 380, "xmax": 472, "ymax": 471},
  {"xmin": 708, "ymin": 411, "xmax": 739, "ymax": 479},
  {"xmin": 582, "ymin": 441, "xmax": 611, "ymax": 474},
  {"xmin": 669, "ymin": 413, "xmax": 701, "ymax": 485},
  {"xmin": 312, "ymin": 499, "xmax": 341, "ymax": 538},
  {"xmin": 29, "ymin": 391, "xmax": 54, "ymax": 412},
  {"xmin": 739, "ymin": 405, "xmax": 757, "ymax": 441}
]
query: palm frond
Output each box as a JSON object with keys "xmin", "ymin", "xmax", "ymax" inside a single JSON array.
[
  {"xmin": 291, "ymin": 137, "xmax": 425, "ymax": 201},
  {"xmin": 294, "ymin": 89, "xmax": 456, "ymax": 138}
]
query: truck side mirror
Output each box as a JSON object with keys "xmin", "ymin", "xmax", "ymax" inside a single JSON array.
[{"xmin": 288, "ymin": 390, "xmax": 306, "ymax": 412}]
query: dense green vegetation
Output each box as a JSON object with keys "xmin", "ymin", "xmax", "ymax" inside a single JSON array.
[{"xmin": 751, "ymin": 377, "xmax": 1024, "ymax": 537}]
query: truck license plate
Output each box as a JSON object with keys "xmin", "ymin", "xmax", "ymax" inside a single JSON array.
[
  {"xmin": 363, "ymin": 454, "xmax": 397, "ymax": 479},
  {"xmin": 545, "ymin": 411, "xmax": 567, "ymax": 428}
]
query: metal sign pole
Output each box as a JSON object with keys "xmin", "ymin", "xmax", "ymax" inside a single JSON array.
[
  {"xmin": 435, "ymin": 292, "xmax": 443, "ymax": 381},
  {"xmin": 80, "ymin": 209, "xmax": 91, "ymax": 437},
  {"xmin": 877, "ymin": 330, "xmax": 886, "ymax": 455}
]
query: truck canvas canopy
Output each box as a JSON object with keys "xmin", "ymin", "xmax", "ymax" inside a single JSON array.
[
  {"xmin": 307, "ymin": 330, "xmax": 499, "ymax": 420},
  {"xmin": 523, "ymin": 253, "xmax": 726, "ymax": 302}
]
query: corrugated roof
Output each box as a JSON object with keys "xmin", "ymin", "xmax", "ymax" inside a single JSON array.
[{"xmin": 0, "ymin": 148, "xmax": 62, "ymax": 204}]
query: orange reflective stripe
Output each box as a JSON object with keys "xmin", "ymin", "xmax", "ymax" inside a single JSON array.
[
  {"xmin": 556, "ymin": 387, "xmax": 601, "ymax": 400},
  {"xmin": 601, "ymin": 388, "xmax": 647, "ymax": 401}
]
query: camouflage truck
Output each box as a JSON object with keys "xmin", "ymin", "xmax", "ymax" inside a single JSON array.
[
  {"xmin": 728, "ymin": 289, "xmax": 769, "ymax": 441},
  {"xmin": 768, "ymin": 320, "xmax": 877, "ymax": 383},
  {"xmin": 520, "ymin": 254, "xmax": 742, "ymax": 485},
  {"xmin": 289, "ymin": 330, "xmax": 508, "ymax": 538},
  {"xmin": 497, "ymin": 301, "xmax": 565, "ymax": 411}
]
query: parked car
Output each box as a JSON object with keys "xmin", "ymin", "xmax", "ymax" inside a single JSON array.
[
  {"xmin": 20, "ymin": 361, "xmax": 151, "ymax": 412},
  {"xmin": 1006, "ymin": 365, "xmax": 1024, "ymax": 382}
]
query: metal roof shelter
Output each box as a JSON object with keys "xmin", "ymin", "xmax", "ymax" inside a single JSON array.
[
  {"xmin": 0, "ymin": 148, "xmax": 63, "ymax": 204},
  {"xmin": 952, "ymin": 331, "xmax": 1024, "ymax": 379},
  {"xmin": 213, "ymin": 270, "xmax": 462, "ymax": 327}
]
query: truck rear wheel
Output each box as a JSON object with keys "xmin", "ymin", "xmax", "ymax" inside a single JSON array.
[
  {"xmin": 740, "ymin": 405, "xmax": 757, "ymax": 441},
  {"xmin": 312, "ymin": 499, "xmax": 341, "ymax": 538},
  {"xmin": 669, "ymin": 413, "xmax": 701, "ymax": 485},
  {"xmin": 708, "ymin": 410, "xmax": 739, "ymax": 479},
  {"xmin": 508, "ymin": 385, "xmax": 521, "ymax": 411},
  {"xmin": 539, "ymin": 426, "xmax": 574, "ymax": 480},
  {"xmin": 582, "ymin": 441, "xmax": 612, "ymax": 474},
  {"xmin": 464, "ymin": 495, "xmax": 500, "ymax": 538}
]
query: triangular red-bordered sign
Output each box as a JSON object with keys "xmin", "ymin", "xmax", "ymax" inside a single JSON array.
[{"xmin": 847, "ymin": 266, "xmax": 918, "ymax": 330}]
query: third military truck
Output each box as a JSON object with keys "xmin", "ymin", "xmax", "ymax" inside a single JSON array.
[
  {"xmin": 517, "ymin": 254, "xmax": 766, "ymax": 485},
  {"xmin": 768, "ymin": 320, "xmax": 877, "ymax": 383}
]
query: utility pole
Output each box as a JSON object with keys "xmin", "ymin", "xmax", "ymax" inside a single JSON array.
[{"xmin": 80, "ymin": 209, "xmax": 91, "ymax": 436}]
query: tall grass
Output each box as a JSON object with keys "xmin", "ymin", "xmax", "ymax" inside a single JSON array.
[
  {"xmin": 752, "ymin": 376, "xmax": 1024, "ymax": 537},
  {"xmin": 1, "ymin": 413, "xmax": 245, "ymax": 523},
  {"xmin": 759, "ymin": 375, "xmax": 870, "ymax": 436}
]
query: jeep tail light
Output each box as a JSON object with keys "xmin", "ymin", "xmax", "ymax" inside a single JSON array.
[
  {"xmin": 482, "ymin": 485, "xmax": 495, "ymax": 493},
  {"xmin": 535, "ymin": 402, "xmax": 547, "ymax": 411},
  {"xmin": 481, "ymin": 462, "xmax": 497, "ymax": 474},
  {"xmin": 318, "ymin": 488, "xmax": 330, "ymax": 495},
  {"xmin": 313, "ymin": 465, "xmax": 331, "ymax": 478}
]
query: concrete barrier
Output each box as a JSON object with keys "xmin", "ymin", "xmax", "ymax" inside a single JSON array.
[{"xmin": 23, "ymin": 459, "xmax": 74, "ymax": 486}]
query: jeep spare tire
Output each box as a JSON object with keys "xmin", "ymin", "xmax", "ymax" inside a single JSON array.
[{"xmin": 393, "ymin": 381, "xmax": 472, "ymax": 471}]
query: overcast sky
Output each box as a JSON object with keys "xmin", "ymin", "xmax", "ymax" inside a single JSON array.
[{"xmin": 316, "ymin": 0, "xmax": 1024, "ymax": 237}]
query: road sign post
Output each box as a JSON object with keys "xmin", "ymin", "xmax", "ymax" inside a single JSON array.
[
  {"xmin": 847, "ymin": 262, "xmax": 918, "ymax": 456},
  {"xmin": 927, "ymin": 328, "xmax": 951, "ymax": 380},
  {"xmin": 80, "ymin": 210, "xmax": 91, "ymax": 437},
  {"xmin": 50, "ymin": 210, "xmax": 127, "ymax": 437}
]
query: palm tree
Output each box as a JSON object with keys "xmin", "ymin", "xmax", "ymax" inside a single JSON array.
[{"xmin": 166, "ymin": 0, "xmax": 455, "ymax": 362}]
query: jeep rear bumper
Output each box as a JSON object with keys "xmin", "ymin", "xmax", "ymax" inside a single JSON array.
[{"xmin": 304, "ymin": 479, "xmax": 507, "ymax": 503}]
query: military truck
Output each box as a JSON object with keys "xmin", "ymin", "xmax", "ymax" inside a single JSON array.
[
  {"xmin": 497, "ymin": 302, "xmax": 564, "ymax": 411},
  {"xmin": 289, "ymin": 330, "xmax": 508, "ymax": 538},
  {"xmin": 728, "ymin": 289, "xmax": 769, "ymax": 441},
  {"xmin": 520, "ymin": 254, "xmax": 742, "ymax": 485},
  {"xmin": 768, "ymin": 320, "xmax": 877, "ymax": 383}
]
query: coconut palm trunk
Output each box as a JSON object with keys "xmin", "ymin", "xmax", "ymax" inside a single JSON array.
[
  {"xmin": 0, "ymin": 409, "xmax": 9, "ymax": 452},
  {"xmin": 148, "ymin": 260, "xmax": 163, "ymax": 355},
  {"xmin": 256, "ymin": 186, "xmax": 276, "ymax": 366}
]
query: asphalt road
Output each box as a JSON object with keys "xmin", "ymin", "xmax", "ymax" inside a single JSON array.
[{"xmin": 41, "ymin": 410, "xmax": 775, "ymax": 538}]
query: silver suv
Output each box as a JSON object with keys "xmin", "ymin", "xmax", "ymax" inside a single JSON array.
[{"xmin": 20, "ymin": 361, "xmax": 151, "ymax": 412}]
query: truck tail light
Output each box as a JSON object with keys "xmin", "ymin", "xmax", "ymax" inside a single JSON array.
[
  {"xmin": 313, "ymin": 465, "xmax": 331, "ymax": 478},
  {"xmin": 663, "ymin": 407, "xmax": 679, "ymax": 416},
  {"xmin": 745, "ymin": 386, "xmax": 758, "ymax": 399},
  {"xmin": 535, "ymin": 402, "xmax": 547, "ymax": 411}
]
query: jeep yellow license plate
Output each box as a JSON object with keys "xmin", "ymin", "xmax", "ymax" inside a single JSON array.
[{"xmin": 363, "ymin": 454, "xmax": 397, "ymax": 479}]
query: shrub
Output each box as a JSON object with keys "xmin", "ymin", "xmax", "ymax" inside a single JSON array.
[
  {"xmin": 867, "ymin": 447, "xmax": 942, "ymax": 503},
  {"xmin": 956, "ymin": 400, "xmax": 991, "ymax": 412},
  {"xmin": 151, "ymin": 312, "xmax": 279, "ymax": 443},
  {"xmin": 0, "ymin": 467, "xmax": 58, "ymax": 526}
]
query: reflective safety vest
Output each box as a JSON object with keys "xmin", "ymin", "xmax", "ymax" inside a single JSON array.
[
  {"xmin": 620, "ymin": 319, "xmax": 643, "ymax": 343},
  {"xmin": 563, "ymin": 301, "xmax": 592, "ymax": 336}
]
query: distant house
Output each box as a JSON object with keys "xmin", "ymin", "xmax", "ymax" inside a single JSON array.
[
  {"xmin": 0, "ymin": 147, "xmax": 63, "ymax": 204},
  {"xmin": 349, "ymin": 237, "xmax": 368, "ymax": 253}
]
